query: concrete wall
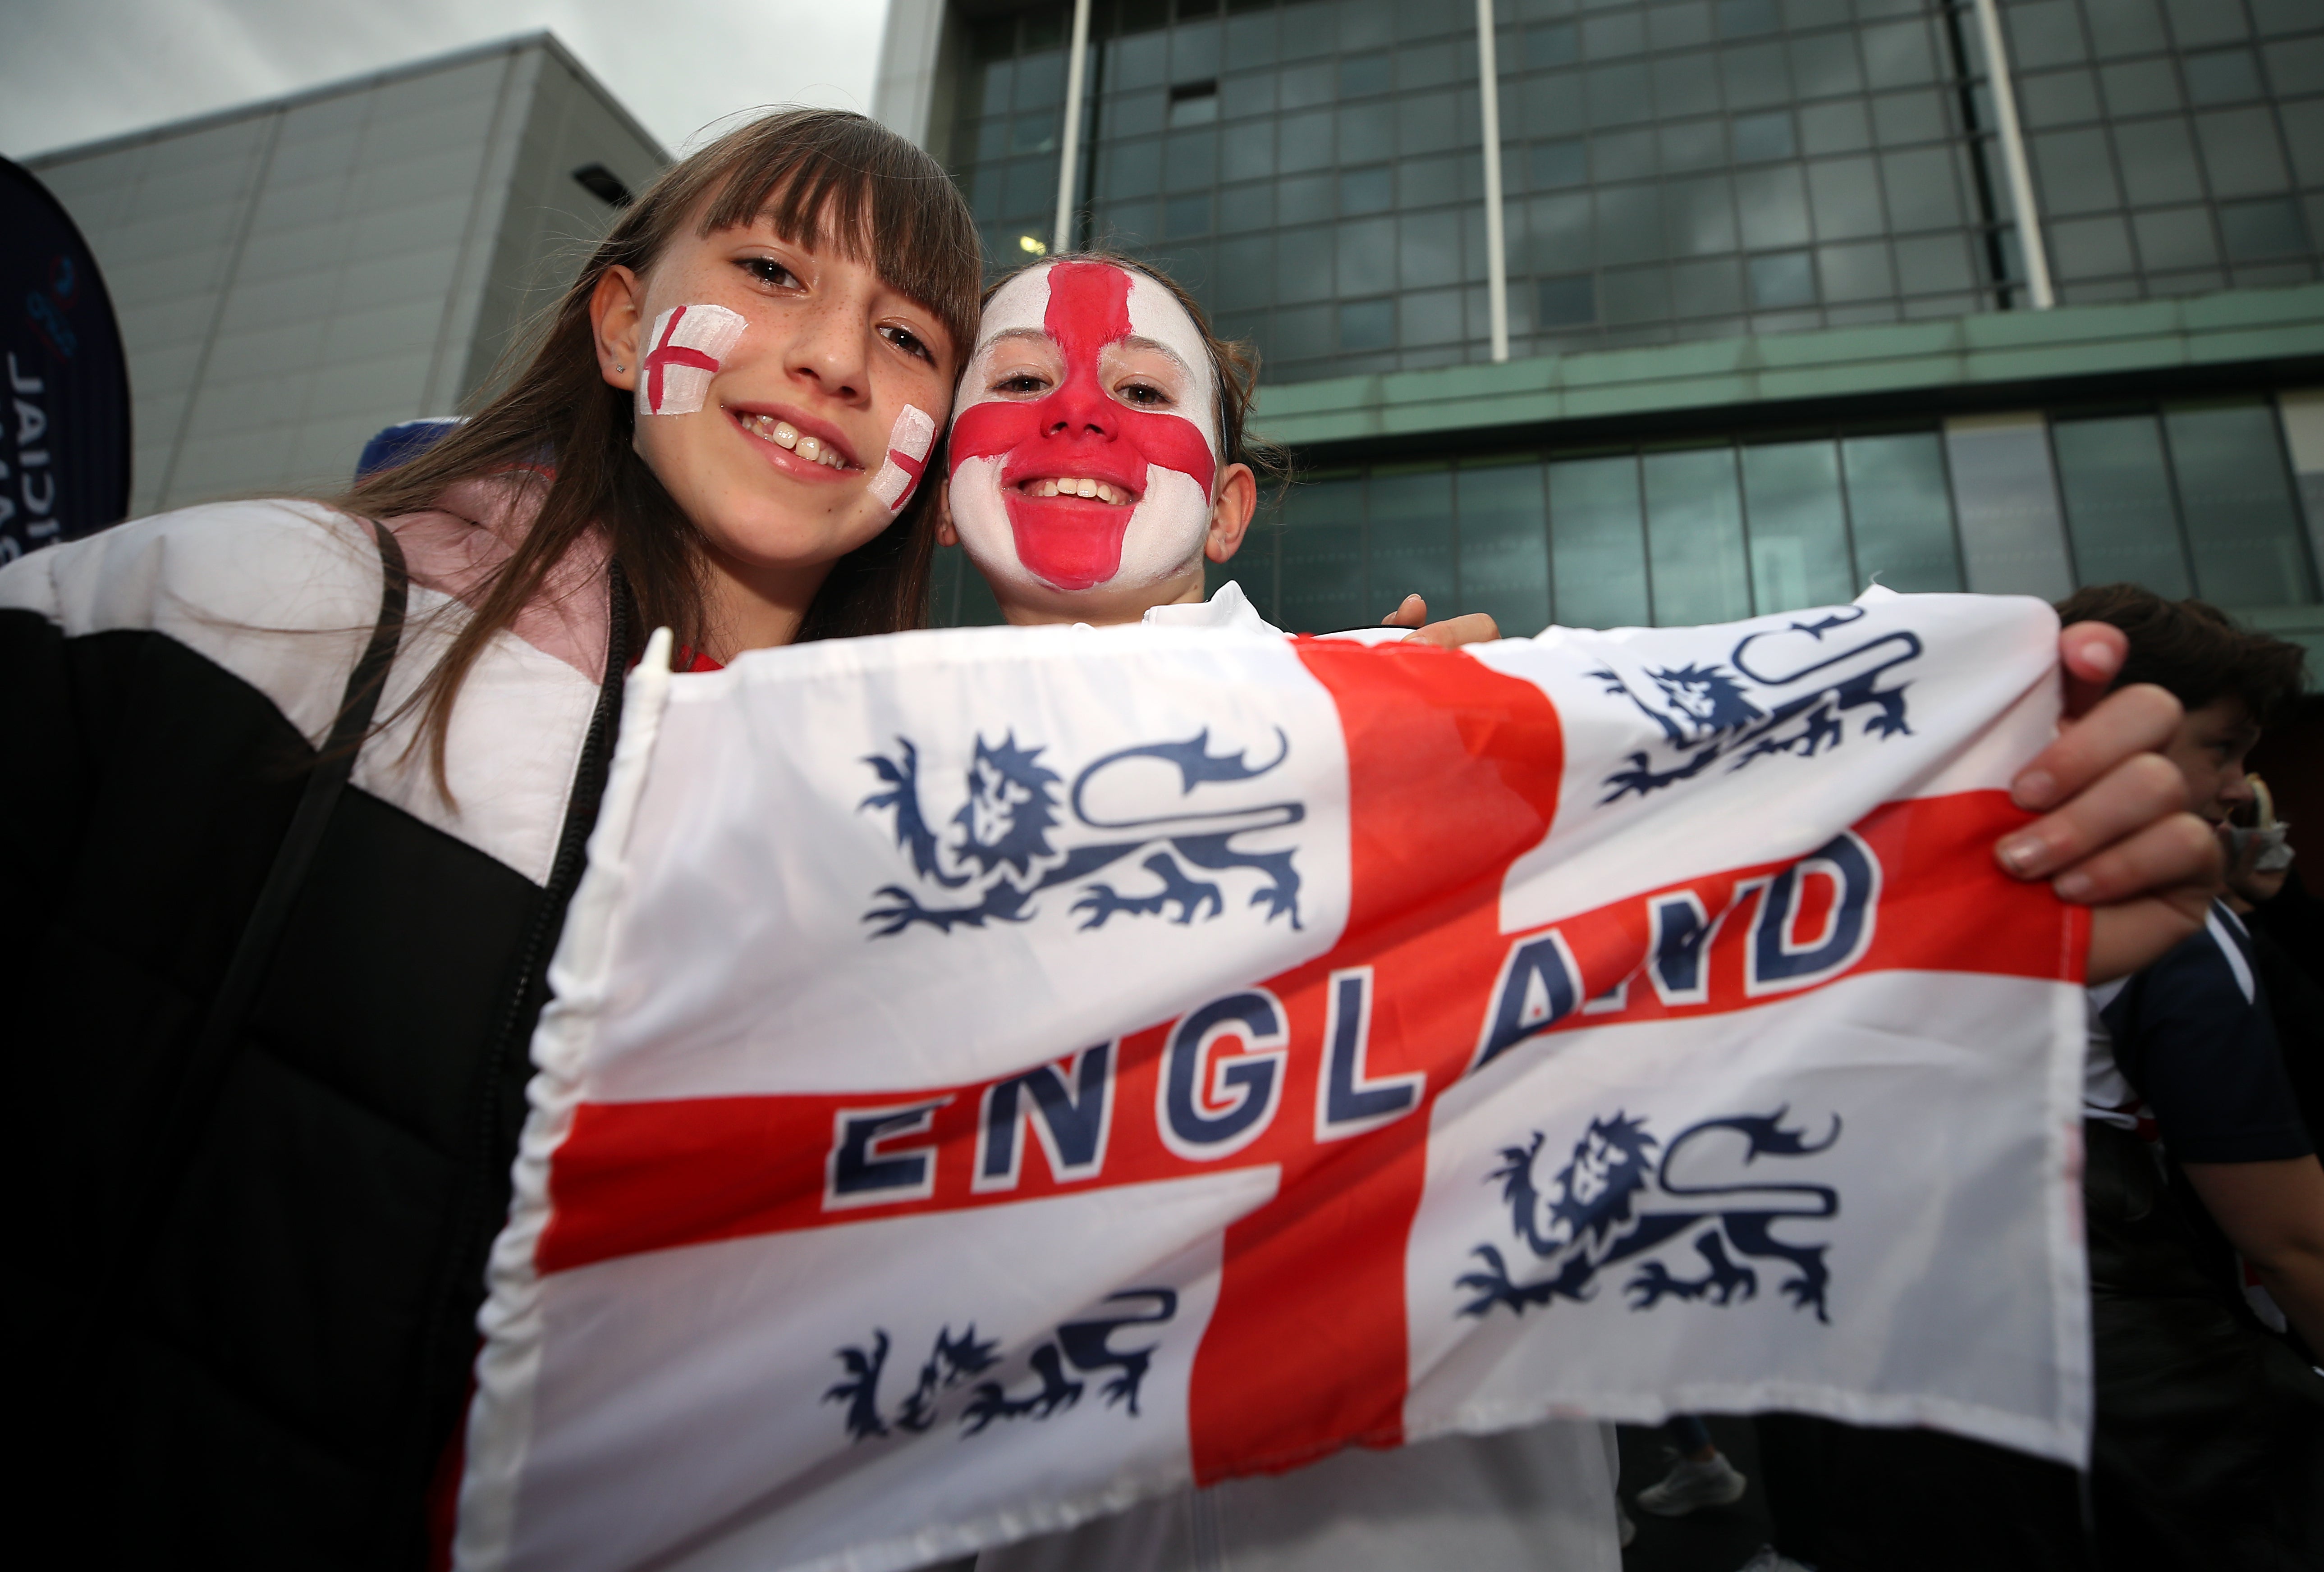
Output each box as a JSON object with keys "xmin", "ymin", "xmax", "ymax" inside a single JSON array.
[{"xmin": 28, "ymin": 35, "xmax": 663, "ymax": 515}]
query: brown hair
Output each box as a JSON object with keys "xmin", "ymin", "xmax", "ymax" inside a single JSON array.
[
  {"xmin": 340, "ymin": 108, "xmax": 980, "ymax": 785},
  {"xmin": 2054, "ymin": 582, "xmax": 2310, "ymax": 722},
  {"xmin": 978, "ymin": 251, "xmax": 1288, "ymax": 496}
]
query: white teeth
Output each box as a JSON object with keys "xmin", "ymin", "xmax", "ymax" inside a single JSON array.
[
  {"xmin": 741, "ymin": 413, "xmax": 850, "ymax": 467},
  {"xmin": 794, "ymin": 435, "xmax": 821, "ymax": 462},
  {"xmin": 773, "ymin": 420, "xmax": 798, "ymax": 449},
  {"xmin": 1026, "ymin": 477, "xmax": 1128, "ymax": 504}
]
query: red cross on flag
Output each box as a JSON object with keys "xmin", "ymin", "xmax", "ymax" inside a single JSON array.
[{"xmin": 454, "ymin": 595, "xmax": 2091, "ymax": 1572}]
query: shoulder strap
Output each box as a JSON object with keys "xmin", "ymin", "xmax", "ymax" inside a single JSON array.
[{"xmin": 123, "ymin": 518, "xmax": 409, "ymax": 1252}]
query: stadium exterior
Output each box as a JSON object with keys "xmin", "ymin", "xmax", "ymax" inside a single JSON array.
[{"xmin": 876, "ymin": 0, "xmax": 2324, "ymax": 665}]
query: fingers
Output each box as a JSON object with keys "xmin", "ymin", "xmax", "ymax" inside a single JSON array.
[
  {"xmin": 2045, "ymin": 808, "xmax": 2220, "ymax": 906},
  {"xmin": 1996, "ymin": 752, "xmax": 2190, "ymax": 882},
  {"xmin": 2087, "ymin": 881, "xmax": 2218, "ymax": 985},
  {"xmin": 2009, "ymin": 682, "xmax": 2180, "ymax": 812},
  {"xmin": 2058, "ymin": 621, "xmax": 2127, "ymax": 718},
  {"xmin": 1402, "ymin": 612, "xmax": 1503, "ymax": 649},
  {"xmin": 1381, "ymin": 594, "xmax": 1427, "ymax": 629}
]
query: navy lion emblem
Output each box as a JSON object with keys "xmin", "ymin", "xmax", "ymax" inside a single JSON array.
[
  {"xmin": 860, "ymin": 729, "xmax": 1304, "ymax": 936},
  {"xmin": 1594, "ymin": 607, "xmax": 1919, "ymax": 803},
  {"xmin": 1457, "ymin": 1107, "xmax": 1842, "ymax": 1323}
]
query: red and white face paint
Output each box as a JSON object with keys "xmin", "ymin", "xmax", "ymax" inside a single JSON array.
[
  {"xmin": 637, "ymin": 303, "xmax": 747, "ymax": 417},
  {"xmin": 868, "ymin": 405, "xmax": 937, "ymax": 513},
  {"xmin": 949, "ymin": 261, "xmax": 1218, "ymax": 596}
]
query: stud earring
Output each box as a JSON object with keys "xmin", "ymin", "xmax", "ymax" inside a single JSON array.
[{"xmin": 614, "ymin": 362, "xmax": 625, "ymax": 372}]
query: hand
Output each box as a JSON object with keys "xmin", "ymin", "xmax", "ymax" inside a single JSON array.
[
  {"xmin": 1991, "ymin": 622, "xmax": 2221, "ymax": 984},
  {"xmin": 1381, "ymin": 594, "xmax": 1501, "ymax": 649}
]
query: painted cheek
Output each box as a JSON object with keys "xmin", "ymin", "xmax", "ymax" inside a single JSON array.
[
  {"xmin": 868, "ymin": 405, "xmax": 937, "ymax": 513},
  {"xmin": 637, "ymin": 304, "xmax": 748, "ymax": 417}
]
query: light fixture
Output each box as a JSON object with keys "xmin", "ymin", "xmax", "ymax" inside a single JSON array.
[{"xmin": 1018, "ymin": 234, "xmax": 1048, "ymax": 256}]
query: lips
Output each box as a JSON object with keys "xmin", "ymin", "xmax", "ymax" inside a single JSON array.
[{"xmin": 728, "ymin": 405, "xmax": 861, "ymax": 472}]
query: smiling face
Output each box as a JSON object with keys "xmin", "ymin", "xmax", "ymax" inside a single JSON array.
[
  {"xmin": 591, "ymin": 205, "xmax": 955, "ymax": 642},
  {"xmin": 947, "ymin": 260, "xmax": 1225, "ymax": 621}
]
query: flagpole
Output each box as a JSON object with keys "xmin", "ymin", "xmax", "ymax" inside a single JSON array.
[
  {"xmin": 1052, "ymin": 0, "xmax": 1093, "ymax": 256},
  {"xmin": 1476, "ymin": 0, "xmax": 1510, "ymax": 362}
]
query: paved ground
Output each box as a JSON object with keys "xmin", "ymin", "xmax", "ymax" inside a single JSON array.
[{"xmin": 1615, "ymin": 1418, "xmax": 1778, "ymax": 1572}]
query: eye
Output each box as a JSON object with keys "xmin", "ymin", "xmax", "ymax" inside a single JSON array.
[
  {"xmin": 1116, "ymin": 379, "xmax": 1172, "ymax": 407},
  {"xmin": 880, "ymin": 322, "xmax": 935, "ymax": 363},
  {"xmin": 738, "ymin": 256, "xmax": 802, "ymax": 290},
  {"xmin": 995, "ymin": 370, "xmax": 1051, "ymax": 397}
]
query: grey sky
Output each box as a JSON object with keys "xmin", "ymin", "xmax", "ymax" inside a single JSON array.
[{"xmin": 1, "ymin": 0, "xmax": 895, "ymax": 160}]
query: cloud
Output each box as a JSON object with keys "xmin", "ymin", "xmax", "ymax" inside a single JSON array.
[{"xmin": 0, "ymin": 0, "xmax": 894, "ymax": 160}]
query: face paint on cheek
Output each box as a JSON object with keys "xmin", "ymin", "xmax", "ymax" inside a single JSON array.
[
  {"xmin": 866, "ymin": 405, "xmax": 937, "ymax": 513},
  {"xmin": 636, "ymin": 303, "xmax": 747, "ymax": 417},
  {"xmin": 949, "ymin": 263, "xmax": 1219, "ymax": 594}
]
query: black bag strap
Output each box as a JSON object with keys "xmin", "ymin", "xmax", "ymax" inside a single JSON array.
[{"xmin": 123, "ymin": 518, "xmax": 409, "ymax": 1258}]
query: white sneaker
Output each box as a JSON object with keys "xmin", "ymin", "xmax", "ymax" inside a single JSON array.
[
  {"xmin": 1636, "ymin": 1451, "xmax": 1748, "ymax": 1516},
  {"xmin": 1733, "ymin": 1546, "xmax": 1814, "ymax": 1572}
]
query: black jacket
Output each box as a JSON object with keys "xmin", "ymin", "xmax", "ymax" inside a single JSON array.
[{"xmin": 3, "ymin": 497, "xmax": 627, "ymax": 1567}]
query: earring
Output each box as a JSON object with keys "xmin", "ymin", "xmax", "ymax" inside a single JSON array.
[{"xmin": 614, "ymin": 362, "xmax": 625, "ymax": 372}]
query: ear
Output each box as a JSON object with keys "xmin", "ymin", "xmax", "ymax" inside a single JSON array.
[
  {"xmin": 591, "ymin": 265, "xmax": 645, "ymax": 393},
  {"xmin": 935, "ymin": 480, "xmax": 959, "ymax": 548},
  {"xmin": 1203, "ymin": 464, "xmax": 1258, "ymax": 564}
]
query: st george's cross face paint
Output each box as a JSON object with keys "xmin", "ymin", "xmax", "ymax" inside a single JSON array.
[
  {"xmin": 948, "ymin": 261, "xmax": 1219, "ymax": 595},
  {"xmin": 868, "ymin": 404, "xmax": 938, "ymax": 513},
  {"xmin": 637, "ymin": 303, "xmax": 748, "ymax": 417}
]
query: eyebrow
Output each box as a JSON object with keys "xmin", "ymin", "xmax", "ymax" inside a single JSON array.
[{"xmin": 979, "ymin": 326, "xmax": 1196, "ymax": 378}]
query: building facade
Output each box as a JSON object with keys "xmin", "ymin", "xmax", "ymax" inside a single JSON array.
[
  {"xmin": 878, "ymin": 0, "xmax": 2324, "ymax": 665},
  {"xmin": 27, "ymin": 34, "xmax": 665, "ymax": 517}
]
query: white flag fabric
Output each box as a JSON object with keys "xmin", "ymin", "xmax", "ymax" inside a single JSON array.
[{"xmin": 456, "ymin": 594, "xmax": 2091, "ymax": 1572}]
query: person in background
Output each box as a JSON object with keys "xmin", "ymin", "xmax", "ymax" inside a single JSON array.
[{"xmin": 2055, "ymin": 584, "xmax": 2324, "ymax": 1572}]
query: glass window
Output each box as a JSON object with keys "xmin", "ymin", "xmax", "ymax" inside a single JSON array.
[
  {"xmin": 1341, "ymin": 52, "xmax": 1393, "ymax": 97},
  {"xmin": 1809, "ymin": 156, "xmax": 1886, "ymax": 238},
  {"xmin": 1006, "ymin": 156, "xmax": 1057, "ymax": 218},
  {"xmin": 1340, "ymin": 102, "xmax": 1396, "ymax": 164},
  {"xmin": 2266, "ymin": 37, "xmax": 2324, "ymax": 96},
  {"xmin": 1277, "ymin": 224, "xmax": 1335, "ymax": 301},
  {"xmin": 1222, "ymin": 119, "xmax": 1275, "ymax": 181},
  {"xmin": 1894, "ymin": 233, "xmax": 1974, "ymax": 293},
  {"xmin": 2030, "ymin": 128, "xmax": 2122, "ymax": 215},
  {"xmin": 1842, "ymin": 434, "xmax": 1961, "ymax": 591},
  {"xmin": 1527, "ymin": 22, "xmax": 1581, "ymax": 69},
  {"xmin": 2099, "ymin": 59, "xmax": 2181, "ymax": 116},
  {"xmin": 2194, "ymin": 107, "xmax": 2292, "ymax": 198},
  {"xmin": 2006, "ymin": 1, "xmax": 2086, "ymax": 69},
  {"xmin": 1456, "ymin": 460, "xmax": 1553, "ymax": 638},
  {"xmin": 1340, "ymin": 165, "xmax": 1394, "ymax": 214},
  {"xmin": 1791, "ymin": 34, "xmax": 1866, "ymax": 100},
  {"xmin": 1645, "ymin": 447, "xmax": 1753, "ymax": 624},
  {"xmin": 1400, "ymin": 90, "xmax": 1461, "ymax": 155},
  {"xmin": 1165, "ymin": 192, "xmax": 1215, "ymax": 238},
  {"xmin": 2020, "ymin": 69, "xmax": 2101, "ymax": 127},
  {"xmin": 1274, "ymin": 301, "xmax": 1333, "ymax": 360},
  {"xmin": 1586, "ymin": 10, "xmax": 1649, "ymax": 58},
  {"xmin": 1281, "ymin": 171, "xmax": 1333, "ymax": 224},
  {"xmin": 2052, "ymin": 416, "xmax": 2190, "ymax": 596},
  {"xmin": 1540, "ymin": 274, "xmax": 1599, "ymax": 326},
  {"xmin": 1528, "ymin": 192, "xmax": 1595, "ymax": 273},
  {"xmin": 1521, "ymin": 73, "xmax": 1588, "ymax": 139},
  {"xmin": 2160, "ymin": 0, "xmax": 2249, "ymax": 49},
  {"xmin": 1399, "ymin": 39, "xmax": 1466, "ymax": 90},
  {"xmin": 1595, "ymin": 130, "xmax": 1658, "ymax": 183},
  {"xmin": 1107, "ymin": 90, "xmax": 1167, "ymax": 140},
  {"xmin": 1279, "ymin": 472, "xmax": 1368, "ymax": 632},
  {"xmin": 1881, "ymin": 147, "xmax": 1962, "ymax": 232},
  {"xmin": 2112, "ymin": 119, "xmax": 2204, "ymax": 206},
  {"xmin": 1400, "ymin": 211, "xmax": 1463, "ymax": 288},
  {"xmin": 1801, "ymin": 100, "xmax": 1873, "ymax": 155},
  {"xmin": 1742, "ymin": 441, "xmax": 1857, "ymax": 610},
  {"xmin": 1722, "ymin": 43, "xmax": 1793, "ymax": 109},
  {"xmin": 1599, "ymin": 184, "xmax": 1668, "ymax": 265},
  {"xmin": 1280, "ymin": 61, "xmax": 1335, "ymax": 109},
  {"xmin": 1736, "ymin": 165, "xmax": 1812, "ymax": 248},
  {"xmin": 1661, "ymin": 118, "xmax": 1728, "ymax": 169},
  {"xmin": 1214, "ymin": 235, "xmax": 1275, "ymax": 308},
  {"xmin": 1858, "ymin": 21, "xmax": 1935, "ymax": 90},
  {"xmin": 1339, "ymin": 297, "xmax": 1395, "ymax": 350},
  {"xmin": 2184, "ymin": 49, "xmax": 2264, "ymax": 105},
  {"xmin": 1820, "ymin": 240, "xmax": 1896, "ymax": 300},
  {"xmin": 2219, "ymin": 198, "xmax": 2308, "ymax": 262},
  {"xmin": 1654, "ymin": 52, "xmax": 1724, "ymax": 118},
  {"xmin": 1401, "ymin": 287, "xmax": 1466, "ymax": 345},
  {"xmin": 2132, "ymin": 206, "xmax": 2218, "ymax": 270},
  {"xmin": 2164, "ymin": 404, "xmax": 2318, "ymax": 605},
  {"xmin": 1532, "ymin": 138, "xmax": 1589, "ymax": 188},
  {"xmin": 1279, "ymin": 109, "xmax": 1334, "ymax": 171},
  {"xmin": 1652, "ymin": 3, "xmax": 1715, "ymax": 52},
  {"xmin": 1338, "ymin": 215, "xmax": 1398, "ymax": 294},
  {"xmin": 1165, "ymin": 128, "xmax": 1218, "ymax": 191},
  {"xmin": 1749, "ymin": 250, "xmax": 1816, "ymax": 306},
  {"xmin": 1550, "ymin": 455, "xmax": 1653, "ymax": 628},
  {"xmin": 1734, "ymin": 111, "xmax": 1797, "ymax": 162},
  {"xmin": 1672, "ymin": 256, "xmax": 1746, "ymax": 315},
  {"xmin": 1590, "ymin": 63, "xmax": 1657, "ymax": 126},
  {"xmin": 1718, "ymin": 0, "xmax": 1782, "ymax": 41},
  {"xmin": 1604, "ymin": 266, "xmax": 1675, "ymax": 324},
  {"xmin": 2084, "ymin": 0, "xmax": 2169, "ymax": 57},
  {"xmin": 1666, "ymin": 176, "xmax": 1739, "ymax": 255},
  {"xmin": 1367, "ymin": 465, "xmax": 1458, "ymax": 614},
  {"xmin": 1170, "ymin": 87, "xmax": 1223, "ymax": 128},
  {"xmin": 2049, "ymin": 215, "xmax": 2133, "ymax": 278}
]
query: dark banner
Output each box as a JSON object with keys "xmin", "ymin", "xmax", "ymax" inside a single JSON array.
[{"xmin": 2, "ymin": 156, "xmax": 131, "ymax": 562}]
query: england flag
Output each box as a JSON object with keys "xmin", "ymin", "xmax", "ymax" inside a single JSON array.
[{"xmin": 455, "ymin": 594, "xmax": 2090, "ymax": 1572}]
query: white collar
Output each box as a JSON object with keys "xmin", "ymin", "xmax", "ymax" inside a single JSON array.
[{"xmin": 1136, "ymin": 580, "xmax": 1279, "ymax": 635}]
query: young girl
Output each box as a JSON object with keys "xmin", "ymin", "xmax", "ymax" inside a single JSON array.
[
  {"xmin": 0, "ymin": 108, "xmax": 979, "ymax": 1567},
  {"xmin": 936, "ymin": 252, "xmax": 2225, "ymax": 1571}
]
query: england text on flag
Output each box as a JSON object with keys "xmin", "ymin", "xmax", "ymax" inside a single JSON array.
[{"xmin": 456, "ymin": 595, "xmax": 2090, "ymax": 1572}]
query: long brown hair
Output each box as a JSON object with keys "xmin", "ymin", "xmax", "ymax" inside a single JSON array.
[{"xmin": 341, "ymin": 109, "xmax": 980, "ymax": 784}]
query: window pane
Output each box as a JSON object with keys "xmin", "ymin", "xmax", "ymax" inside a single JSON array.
[
  {"xmin": 1456, "ymin": 461, "xmax": 1552, "ymax": 638},
  {"xmin": 1645, "ymin": 447, "xmax": 1753, "ymax": 624},
  {"xmin": 2051, "ymin": 416, "xmax": 2190, "ymax": 597},
  {"xmin": 1742, "ymin": 441, "xmax": 1857, "ymax": 611},
  {"xmin": 1842, "ymin": 433, "xmax": 1961, "ymax": 591},
  {"xmin": 1279, "ymin": 473, "xmax": 1367, "ymax": 632},
  {"xmin": 2163, "ymin": 405, "xmax": 2318, "ymax": 606},
  {"xmin": 1550, "ymin": 455, "xmax": 1651, "ymax": 628},
  {"xmin": 1367, "ymin": 465, "xmax": 1457, "ymax": 617}
]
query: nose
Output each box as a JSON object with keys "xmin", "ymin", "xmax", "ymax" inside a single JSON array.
[
  {"xmin": 784, "ymin": 297, "xmax": 868, "ymax": 405},
  {"xmin": 1043, "ymin": 358, "xmax": 1119, "ymax": 441}
]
